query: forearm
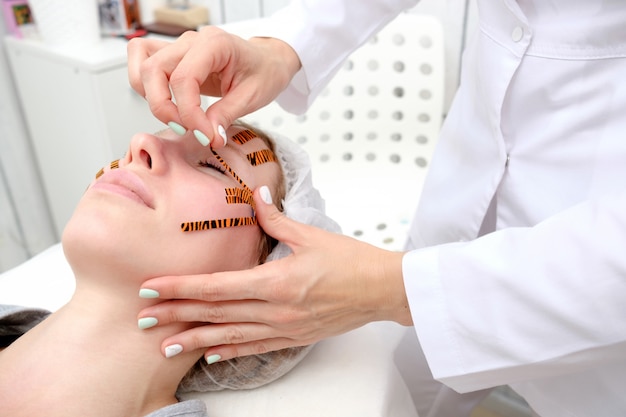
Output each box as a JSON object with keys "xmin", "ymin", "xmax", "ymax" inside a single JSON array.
[
  {"xmin": 247, "ymin": 36, "xmax": 302, "ymax": 96},
  {"xmin": 406, "ymin": 191, "xmax": 626, "ymax": 392}
]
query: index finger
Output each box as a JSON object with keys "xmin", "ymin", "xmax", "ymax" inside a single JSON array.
[
  {"xmin": 167, "ymin": 39, "xmax": 235, "ymax": 145},
  {"xmin": 127, "ymin": 37, "xmax": 183, "ymax": 125},
  {"xmin": 139, "ymin": 267, "xmax": 269, "ymax": 302},
  {"xmin": 127, "ymin": 37, "xmax": 170, "ymax": 95}
]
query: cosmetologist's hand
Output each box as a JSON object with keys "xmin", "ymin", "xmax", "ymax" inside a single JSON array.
[
  {"xmin": 137, "ymin": 188, "xmax": 412, "ymax": 362},
  {"xmin": 127, "ymin": 26, "xmax": 301, "ymax": 148}
]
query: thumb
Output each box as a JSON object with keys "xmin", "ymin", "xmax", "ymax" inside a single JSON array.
[
  {"xmin": 203, "ymin": 89, "xmax": 264, "ymax": 149},
  {"xmin": 253, "ymin": 186, "xmax": 308, "ymax": 248},
  {"xmin": 202, "ymin": 99, "xmax": 238, "ymax": 149}
]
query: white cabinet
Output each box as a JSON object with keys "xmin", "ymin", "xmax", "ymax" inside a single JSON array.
[{"xmin": 4, "ymin": 37, "xmax": 164, "ymax": 237}]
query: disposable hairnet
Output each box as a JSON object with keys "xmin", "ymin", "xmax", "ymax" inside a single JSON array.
[
  {"xmin": 177, "ymin": 129, "xmax": 341, "ymax": 393},
  {"xmin": 267, "ymin": 130, "xmax": 342, "ymax": 259}
]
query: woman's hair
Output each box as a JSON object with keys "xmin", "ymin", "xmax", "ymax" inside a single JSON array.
[{"xmin": 232, "ymin": 121, "xmax": 285, "ymax": 264}]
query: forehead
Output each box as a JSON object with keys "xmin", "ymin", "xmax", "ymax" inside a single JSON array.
[{"xmin": 216, "ymin": 127, "xmax": 281, "ymax": 192}]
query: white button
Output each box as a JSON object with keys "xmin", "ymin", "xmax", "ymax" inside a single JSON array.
[{"xmin": 511, "ymin": 26, "xmax": 524, "ymax": 42}]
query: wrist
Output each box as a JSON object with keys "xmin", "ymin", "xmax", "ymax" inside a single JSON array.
[
  {"xmin": 359, "ymin": 247, "xmax": 412, "ymax": 326},
  {"xmin": 249, "ymin": 37, "xmax": 302, "ymax": 86}
]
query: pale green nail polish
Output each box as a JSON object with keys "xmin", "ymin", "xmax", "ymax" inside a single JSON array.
[
  {"xmin": 194, "ymin": 129, "xmax": 210, "ymax": 146},
  {"xmin": 138, "ymin": 317, "xmax": 158, "ymax": 330},
  {"xmin": 168, "ymin": 121, "xmax": 187, "ymax": 135},
  {"xmin": 205, "ymin": 354, "xmax": 221, "ymax": 365},
  {"xmin": 139, "ymin": 288, "xmax": 160, "ymax": 298}
]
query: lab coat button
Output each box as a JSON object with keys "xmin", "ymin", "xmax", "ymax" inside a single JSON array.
[{"xmin": 511, "ymin": 26, "xmax": 524, "ymax": 42}]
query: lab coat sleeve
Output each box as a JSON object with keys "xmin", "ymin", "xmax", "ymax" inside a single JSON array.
[
  {"xmin": 403, "ymin": 190, "xmax": 626, "ymax": 393},
  {"xmin": 251, "ymin": 0, "xmax": 419, "ymax": 114}
]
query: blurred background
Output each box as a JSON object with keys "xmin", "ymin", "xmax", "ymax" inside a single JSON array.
[{"xmin": 0, "ymin": 0, "xmax": 477, "ymax": 272}]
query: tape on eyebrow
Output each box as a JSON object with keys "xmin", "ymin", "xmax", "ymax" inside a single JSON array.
[
  {"xmin": 225, "ymin": 187, "xmax": 254, "ymax": 205},
  {"xmin": 230, "ymin": 129, "xmax": 257, "ymax": 145},
  {"xmin": 246, "ymin": 149, "xmax": 278, "ymax": 166},
  {"xmin": 181, "ymin": 216, "xmax": 257, "ymax": 231},
  {"xmin": 95, "ymin": 159, "xmax": 120, "ymax": 179}
]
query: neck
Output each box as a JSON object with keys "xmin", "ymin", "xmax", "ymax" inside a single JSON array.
[{"xmin": 0, "ymin": 271, "xmax": 203, "ymax": 417}]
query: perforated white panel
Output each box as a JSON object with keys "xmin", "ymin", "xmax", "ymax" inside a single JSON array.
[{"xmin": 245, "ymin": 13, "xmax": 444, "ymax": 251}]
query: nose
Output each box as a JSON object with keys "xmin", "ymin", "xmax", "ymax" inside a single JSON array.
[{"xmin": 124, "ymin": 133, "xmax": 168, "ymax": 173}]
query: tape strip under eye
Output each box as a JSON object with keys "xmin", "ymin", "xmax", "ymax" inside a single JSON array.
[
  {"xmin": 210, "ymin": 149, "xmax": 255, "ymax": 210},
  {"xmin": 181, "ymin": 149, "xmax": 257, "ymax": 232},
  {"xmin": 225, "ymin": 187, "xmax": 254, "ymax": 205},
  {"xmin": 180, "ymin": 217, "xmax": 257, "ymax": 231}
]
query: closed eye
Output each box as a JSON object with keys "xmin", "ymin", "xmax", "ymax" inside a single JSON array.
[{"xmin": 198, "ymin": 159, "xmax": 227, "ymax": 174}]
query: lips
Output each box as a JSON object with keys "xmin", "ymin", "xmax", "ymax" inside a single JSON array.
[{"xmin": 91, "ymin": 169, "xmax": 155, "ymax": 209}]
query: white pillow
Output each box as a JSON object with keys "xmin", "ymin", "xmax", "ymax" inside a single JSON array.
[{"xmin": 0, "ymin": 243, "xmax": 73, "ymax": 312}]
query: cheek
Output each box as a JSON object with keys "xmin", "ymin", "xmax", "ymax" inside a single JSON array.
[
  {"xmin": 164, "ymin": 182, "xmax": 261, "ymax": 272},
  {"xmin": 170, "ymin": 181, "xmax": 254, "ymax": 225},
  {"xmin": 163, "ymin": 225, "xmax": 263, "ymax": 275}
]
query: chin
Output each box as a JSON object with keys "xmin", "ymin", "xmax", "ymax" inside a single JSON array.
[{"xmin": 61, "ymin": 206, "xmax": 146, "ymax": 277}]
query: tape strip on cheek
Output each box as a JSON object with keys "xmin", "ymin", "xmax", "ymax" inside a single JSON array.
[{"xmin": 180, "ymin": 217, "xmax": 257, "ymax": 231}]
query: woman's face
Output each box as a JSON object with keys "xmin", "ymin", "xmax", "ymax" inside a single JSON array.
[{"xmin": 62, "ymin": 126, "xmax": 281, "ymax": 278}]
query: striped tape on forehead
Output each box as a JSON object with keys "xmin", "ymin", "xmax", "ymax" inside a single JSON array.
[
  {"xmin": 230, "ymin": 129, "xmax": 257, "ymax": 145},
  {"xmin": 246, "ymin": 149, "xmax": 278, "ymax": 166},
  {"xmin": 181, "ymin": 216, "xmax": 257, "ymax": 232},
  {"xmin": 231, "ymin": 129, "xmax": 278, "ymax": 167}
]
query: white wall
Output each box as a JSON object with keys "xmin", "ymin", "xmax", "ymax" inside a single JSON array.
[
  {"xmin": 0, "ymin": 16, "xmax": 57, "ymax": 272},
  {"xmin": 0, "ymin": 0, "xmax": 476, "ymax": 272},
  {"xmin": 138, "ymin": 0, "xmax": 476, "ymax": 111}
]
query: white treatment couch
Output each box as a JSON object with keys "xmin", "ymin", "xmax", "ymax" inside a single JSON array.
[{"xmin": 0, "ymin": 12, "xmax": 444, "ymax": 416}]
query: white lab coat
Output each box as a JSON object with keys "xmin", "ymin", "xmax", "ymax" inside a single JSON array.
[{"xmin": 256, "ymin": 0, "xmax": 626, "ymax": 416}]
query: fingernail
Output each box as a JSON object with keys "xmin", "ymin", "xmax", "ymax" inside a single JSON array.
[
  {"xmin": 139, "ymin": 288, "xmax": 160, "ymax": 298},
  {"xmin": 259, "ymin": 185, "xmax": 272, "ymax": 205},
  {"xmin": 205, "ymin": 354, "xmax": 221, "ymax": 365},
  {"xmin": 168, "ymin": 121, "xmax": 187, "ymax": 135},
  {"xmin": 193, "ymin": 129, "xmax": 210, "ymax": 147},
  {"xmin": 165, "ymin": 344, "xmax": 183, "ymax": 358},
  {"xmin": 217, "ymin": 125, "xmax": 228, "ymax": 146},
  {"xmin": 138, "ymin": 317, "xmax": 158, "ymax": 330}
]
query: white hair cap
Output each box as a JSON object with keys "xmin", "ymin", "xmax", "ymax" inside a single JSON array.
[
  {"xmin": 266, "ymin": 131, "xmax": 342, "ymax": 261},
  {"xmin": 177, "ymin": 130, "xmax": 340, "ymax": 394}
]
